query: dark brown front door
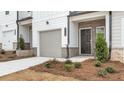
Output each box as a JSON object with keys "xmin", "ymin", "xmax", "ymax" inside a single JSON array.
[{"xmin": 81, "ymin": 29, "xmax": 91, "ymax": 54}]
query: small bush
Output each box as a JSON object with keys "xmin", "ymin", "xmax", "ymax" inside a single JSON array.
[
  {"xmin": 95, "ymin": 32, "xmax": 108, "ymax": 63},
  {"xmin": 13, "ymin": 51, "xmax": 16, "ymax": 54},
  {"xmin": 98, "ymin": 69, "xmax": 108, "ymax": 77},
  {"xmin": 105, "ymin": 67, "xmax": 116, "ymax": 73},
  {"xmin": 95, "ymin": 61, "xmax": 101, "ymax": 67},
  {"xmin": 0, "ymin": 49, "xmax": 5, "ymax": 54},
  {"xmin": 74, "ymin": 62, "xmax": 81, "ymax": 68},
  {"xmin": 65, "ymin": 60, "xmax": 73, "ymax": 64},
  {"xmin": 44, "ymin": 63, "xmax": 51, "ymax": 68},
  {"xmin": 64, "ymin": 63, "xmax": 75, "ymax": 72},
  {"xmin": 51, "ymin": 58, "xmax": 59, "ymax": 63},
  {"xmin": 19, "ymin": 35, "xmax": 25, "ymax": 50}
]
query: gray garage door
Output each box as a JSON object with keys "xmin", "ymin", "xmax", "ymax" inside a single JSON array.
[{"xmin": 40, "ymin": 30, "xmax": 61, "ymax": 57}]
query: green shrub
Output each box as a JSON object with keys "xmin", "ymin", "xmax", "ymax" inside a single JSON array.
[
  {"xmin": 19, "ymin": 35, "xmax": 25, "ymax": 50},
  {"xmin": 13, "ymin": 51, "xmax": 16, "ymax": 54},
  {"xmin": 105, "ymin": 67, "xmax": 116, "ymax": 73},
  {"xmin": 44, "ymin": 63, "xmax": 51, "ymax": 68},
  {"xmin": 96, "ymin": 32, "xmax": 108, "ymax": 63},
  {"xmin": 0, "ymin": 49, "xmax": 5, "ymax": 54},
  {"xmin": 50, "ymin": 58, "xmax": 58, "ymax": 63},
  {"xmin": 64, "ymin": 63, "xmax": 75, "ymax": 72},
  {"xmin": 98, "ymin": 69, "xmax": 108, "ymax": 77},
  {"xmin": 95, "ymin": 61, "xmax": 101, "ymax": 67},
  {"xmin": 65, "ymin": 60, "xmax": 73, "ymax": 64},
  {"xmin": 74, "ymin": 62, "xmax": 81, "ymax": 68}
]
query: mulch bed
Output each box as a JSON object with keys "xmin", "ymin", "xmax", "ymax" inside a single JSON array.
[{"xmin": 30, "ymin": 59, "xmax": 124, "ymax": 80}]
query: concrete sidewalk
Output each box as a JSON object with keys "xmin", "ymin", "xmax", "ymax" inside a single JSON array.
[{"xmin": 0, "ymin": 57, "xmax": 51, "ymax": 77}]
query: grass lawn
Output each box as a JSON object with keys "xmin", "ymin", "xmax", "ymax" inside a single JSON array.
[{"xmin": 1, "ymin": 59, "xmax": 124, "ymax": 81}]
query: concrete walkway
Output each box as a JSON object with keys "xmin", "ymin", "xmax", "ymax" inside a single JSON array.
[{"xmin": 0, "ymin": 56, "xmax": 93, "ymax": 77}]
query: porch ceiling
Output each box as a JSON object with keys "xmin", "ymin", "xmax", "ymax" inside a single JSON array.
[
  {"xmin": 76, "ymin": 16, "xmax": 105, "ymax": 23},
  {"xmin": 70, "ymin": 11, "xmax": 108, "ymax": 22},
  {"xmin": 18, "ymin": 19, "xmax": 32, "ymax": 26}
]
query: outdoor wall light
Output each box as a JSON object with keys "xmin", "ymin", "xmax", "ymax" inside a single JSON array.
[
  {"xmin": 5, "ymin": 24, "xmax": 8, "ymax": 27},
  {"xmin": 46, "ymin": 21, "xmax": 49, "ymax": 25}
]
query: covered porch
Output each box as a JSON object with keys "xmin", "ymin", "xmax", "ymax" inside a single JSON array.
[
  {"xmin": 69, "ymin": 11, "xmax": 110, "ymax": 57},
  {"xmin": 18, "ymin": 19, "xmax": 32, "ymax": 50}
]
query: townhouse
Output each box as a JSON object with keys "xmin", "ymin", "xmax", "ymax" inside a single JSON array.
[
  {"xmin": 0, "ymin": 11, "xmax": 124, "ymax": 63},
  {"xmin": 0, "ymin": 11, "xmax": 32, "ymax": 50}
]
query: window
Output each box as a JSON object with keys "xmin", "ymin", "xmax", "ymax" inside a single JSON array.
[
  {"xmin": 96, "ymin": 26, "xmax": 105, "ymax": 38},
  {"xmin": 5, "ymin": 11, "xmax": 9, "ymax": 15}
]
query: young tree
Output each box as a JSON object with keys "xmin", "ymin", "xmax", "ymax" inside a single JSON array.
[
  {"xmin": 95, "ymin": 32, "xmax": 108, "ymax": 62},
  {"xmin": 19, "ymin": 35, "xmax": 25, "ymax": 50}
]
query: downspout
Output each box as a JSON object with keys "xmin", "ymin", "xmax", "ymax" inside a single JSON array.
[
  {"xmin": 66, "ymin": 12, "xmax": 71, "ymax": 58},
  {"xmin": 16, "ymin": 11, "xmax": 19, "ymax": 49},
  {"xmin": 109, "ymin": 11, "xmax": 112, "ymax": 59}
]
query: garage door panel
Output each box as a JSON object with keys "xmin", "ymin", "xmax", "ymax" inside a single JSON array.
[{"xmin": 40, "ymin": 30, "xmax": 61, "ymax": 57}]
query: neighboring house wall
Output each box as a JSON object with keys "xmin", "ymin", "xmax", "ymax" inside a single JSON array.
[
  {"xmin": 32, "ymin": 11, "xmax": 69, "ymax": 57},
  {"xmin": 0, "ymin": 25, "xmax": 2, "ymax": 45},
  {"xmin": 111, "ymin": 11, "xmax": 124, "ymax": 62},
  {"xmin": 0, "ymin": 11, "xmax": 17, "ymax": 50},
  {"xmin": 0, "ymin": 11, "xmax": 32, "ymax": 50}
]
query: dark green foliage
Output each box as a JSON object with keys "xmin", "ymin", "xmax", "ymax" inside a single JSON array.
[
  {"xmin": 64, "ymin": 63, "xmax": 75, "ymax": 72},
  {"xmin": 64, "ymin": 60, "xmax": 75, "ymax": 71},
  {"xmin": 96, "ymin": 32, "xmax": 108, "ymax": 63},
  {"xmin": 13, "ymin": 51, "xmax": 16, "ymax": 54},
  {"xmin": 95, "ymin": 61, "xmax": 101, "ymax": 67},
  {"xmin": 105, "ymin": 67, "xmax": 116, "ymax": 73},
  {"xmin": 74, "ymin": 62, "xmax": 81, "ymax": 68},
  {"xmin": 19, "ymin": 35, "xmax": 25, "ymax": 50},
  {"xmin": 0, "ymin": 49, "xmax": 5, "ymax": 54},
  {"xmin": 44, "ymin": 63, "xmax": 51, "ymax": 68},
  {"xmin": 98, "ymin": 69, "xmax": 108, "ymax": 77}
]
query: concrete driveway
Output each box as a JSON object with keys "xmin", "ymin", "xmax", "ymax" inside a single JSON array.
[
  {"xmin": 0, "ymin": 56, "xmax": 93, "ymax": 77},
  {"xmin": 0, "ymin": 57, "xmax": 51, "ymax": 77}
]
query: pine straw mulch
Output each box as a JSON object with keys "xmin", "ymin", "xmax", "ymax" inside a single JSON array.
[
  {"xmin": 0, "ymin": 69, "xmax": 78, "ymax": 81},
  {"xmin": 30, "ymin": 59, "xmax": 124, "ymax": 81}
]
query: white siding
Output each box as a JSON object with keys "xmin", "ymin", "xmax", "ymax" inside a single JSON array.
[
  {"xmin": 33, "ymin": 11, "xmax": 69, "ymax": 21},
  {"xmin": 32, "ymin": 11, "xmax": 69, "ymax": 56},
  {"xmin": 69, "ymin": 21, "xmax": 78, "ymax": 47},
  {"xmin": 19, "ymin": 11, "xmax": 32, "ymax": 20},
  {"xmin": 0, "ymin": 11, "xmax": 17, "ymax": 24},
  {"xmin": 0, "ymin": 11, "xmax": 17, "ymax": 50},
  {"xmin": 112, "ymin": 11, "xmax": 124, "ymax": 48}
]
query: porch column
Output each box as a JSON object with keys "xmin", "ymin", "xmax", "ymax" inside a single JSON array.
[{"xmin": 105, "ymin": 13, "xmax": 110, "ymax": 48}]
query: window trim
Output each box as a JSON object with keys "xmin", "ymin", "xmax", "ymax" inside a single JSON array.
[{"xmin": 96, "ymin": 26, "xmax": 106, "ymax": 38}]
